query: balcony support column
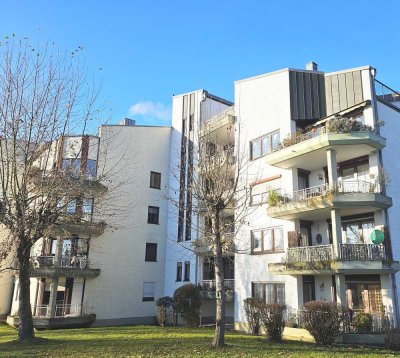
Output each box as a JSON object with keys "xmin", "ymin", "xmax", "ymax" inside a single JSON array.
[
  {"xmin": 331, "ymin": 209, "xmax": 343, "ymax": 258},
  {"xmin": 46, "ymin": 239, "xmax": 62, "ymax": 318},
  {"xmin": 335, "ymin": 273, "xmax": 347, "ymax": 306},
  {"xmin": 326, "ymin": 148, "xmax": 338, "ymax": 189}
]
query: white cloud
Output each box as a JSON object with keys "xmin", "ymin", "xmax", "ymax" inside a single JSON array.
[{"xmin": 128, "ymin": 101, "xmax": 171, "ymax": 124}]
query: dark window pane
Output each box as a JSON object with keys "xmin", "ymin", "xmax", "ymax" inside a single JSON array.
[
  {"xmin": 148, "ymin": 206, "xmax": 159, "ymax": 224},
  {"xmin": 150, "ymin": 172, "xmax": 161, "ymax": 189},
  {"xmin": 184, "ymin": 261, "xmax": 190, "ymax": 281},
  {"xmin": 145, "ymin": 243, "xmax": 157, "ymax": 262},
  {"xmin": 86, "ymin": 160, "xmax": 97, "ymax": 178},
  {"xmin": 176, "ymin": 262, "xmax": 182, "ymax": 281}
]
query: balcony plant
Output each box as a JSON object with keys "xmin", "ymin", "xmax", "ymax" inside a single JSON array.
[
  {"xmin": 267, "ymin": 189, "xmax": 284, "ymax": 207},
  {"xmin": 325, "ymin": 115, "xmax": 373, "ymax": 133}
]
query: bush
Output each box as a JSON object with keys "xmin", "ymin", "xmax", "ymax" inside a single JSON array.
[
  {"xmin": 155, "ymin": 296, "xmax": 175, "ymax": 327},
  {"xmin": 325, "ymin": 115, "xmax": 373, "ymax": 134},
  {"xmin": 384, "ymin": 328, "xmax": 400, "ymax": 351},
  {"xmin": 259, "ymin": 303, "xmax": 286, "ymax": 342},
  {"xmin": 243, "ymin": 298, "xmax": 263, "ymax": 334},
  {"xmin": 302, "ymin": 301, "xmax": 345, "ymax": 346},
  {"xmin": 353, "ymin": 312, "xmax": 373, "ymax": 333},
  {"xmin": 267, "ymin": 189, "xmax": 283, "ymax": 207},
  {"xmin": 173, "ymin": 284, "xmax": 201, "ymax": 327}
]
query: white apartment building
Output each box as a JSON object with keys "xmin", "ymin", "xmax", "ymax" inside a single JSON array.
[{"xmin": 1, "ymin": 63, "xmax": 399, "ymax": 330}]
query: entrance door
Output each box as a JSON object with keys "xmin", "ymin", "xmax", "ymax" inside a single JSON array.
[
  {"xmin": 303, "ymin": 276, "xmax": 315, "ymax": 303},
  {"xmin": 345, "ymin": 275, "xmax": 382, "ymax": 314}
]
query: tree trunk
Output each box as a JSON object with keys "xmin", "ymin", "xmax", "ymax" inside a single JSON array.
[
  {"xmin": 17, "ymin": 238, "xmax": 35, "ymax": 341},
  {"xmin": 212, "ymin": 210, "xmax": 225, "ymax": 347}
]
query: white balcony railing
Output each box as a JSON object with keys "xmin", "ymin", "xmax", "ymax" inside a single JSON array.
[
  {"xmin": 32, "ymin": 303, "xmax": 84, "ymax": 318},
  {"xmin": 30, "ymin": 255, "xmax": 90, "ymax": 269},
  {"xmin": 340, "ymin": 243, "xmax": 386, "ymax": 261},
  {"xmin": 285, "ymin": 243, "xmax": 386, "ymax": 264},
  {"xmin": 276, "ymin": 180, "xmax": 382, "ymax": 206},
  {"xmin": 286, "ymin": 245, "xmax": 334, "ymax": 263},
  {"xmin": 202, "ymin": 279, "xmax": 234, "ymax": 291}
]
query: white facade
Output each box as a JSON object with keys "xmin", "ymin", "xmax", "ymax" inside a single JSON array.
[{"xmin": 1, "ymin": 63, "xmax": 400, "ymax": 330}]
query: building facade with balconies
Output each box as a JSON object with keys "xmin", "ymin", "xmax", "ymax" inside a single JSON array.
[{"xmin": 234, "ymin": 63, "xmax": 400, "ymax": 331}]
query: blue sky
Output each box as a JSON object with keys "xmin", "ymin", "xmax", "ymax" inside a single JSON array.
[{"xmin": 2, "ymin": 0, "xmax": 400, "ymax": 128}]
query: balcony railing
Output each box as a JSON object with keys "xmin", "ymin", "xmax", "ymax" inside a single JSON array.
[
  {"xmin": 284, "ymin": 244, "xmax": 386, "ymax": 264},
  {"xmin": 201, "ymin": 279, "xmax": 234, "ymax": 291},
  {"xmin": 30, "ymin": 255, "xmax": 90, "ymax": 269},
  {"xmin": 274, "ymin": 180, "xmax": 382, "ymax": 206},
  {"xmin": 32, "ymin": 303, "xmax": 84, "ymax": 318},
  {"xmin": 340, "ymin": 243, "xmax": 386, "ymax": 261},
  {"xmin": 375, "ymin": 79, "xmax": 400, "ymax": 110},
  {"xmin": 286, "ymin": 245, "xmax": 334, "ymax": 263}
]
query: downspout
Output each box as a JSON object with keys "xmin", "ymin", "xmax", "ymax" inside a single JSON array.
[{"xmin": 370, "ymin": 67, "xmax": 400, "ymax": 327}]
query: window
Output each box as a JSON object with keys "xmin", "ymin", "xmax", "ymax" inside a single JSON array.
[
  {"xmin": 343, "ymin": 218, "xmax": 375, "ymax": 244},
  {"xmin": 184, "ymin": 261, "xmax": 190, "ymax": 281},
  {"xmin": 86, "ymin": 159, "xmax": 97, "ymax": 178},
  {"xmin": 250, "ymin": 130, "xmax": 280, "ymax": 160},
  {"xmin": 67, "ymin": 198, "xmax": 77, "ymax": 214},
  {"xmin": 189, "ymin": 114, "xmax": 194, "ymax": 131},
  {"xmin": 251, "ymin": 227, "xmax": 284, "ymax": 254},
  {"xmin": 62, "ymin": 158, "xmax": 81, "ymax": 177},
  {"xmin": 252, "ymin": 282, "xmax": 285, "ymax": 304},
  {"xmin": 150, "ymin": 172, "xmax": 161, "ymax": 189},
  {"xmin": 143, "ymin": 282, "xmax": 155, "ymax": 301},
  {"xmin": 176, "ymin": 262, "xmax": 182, "ymax": 281},
  {"xmin": 145, "ymin": 243, "xmax": 157, "ymax": 262},
  {"xmin": 147, "ymin": 206, "xmax": 159, "ymax": 224},
  {"xmin": 82, "ymin": 198, "xmax": 93, "ymax": 221}
]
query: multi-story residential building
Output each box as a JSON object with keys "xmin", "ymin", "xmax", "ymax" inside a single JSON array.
[{"xmin": 1, "ymin": 63, "xmax": 400, "ymax": 330}]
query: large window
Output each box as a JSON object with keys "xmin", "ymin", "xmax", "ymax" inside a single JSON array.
[
  {"xmin": 251, "ymin": 227, "xmax": 284, "ymax": 254},
  {"xmin": 145, "ymin": 243, "xmax": 157, "ymax": 262},
  {"xmin": 250, "ymin": 131, "xmax": 280, "ymax": 160},
  {"xmin": 142, "ymin": 282, "xmax": 156, "ymax": 302},
  {"xmin": 147, "ymin": 206, "xmax": 160, "ymax": 224},
  {"xmin": 343, "ymin": 218, "xmax": 375, "ymax": 244},
  {"xmin": 86, "ymin": 159, "xmax": 97, "ymax": 178},
  {"xmin": 252, "ymin": 282, "xmax": 285, "ymax": 304},
  {"xmin": 150, "ymin": 172, "xmax": 161, "ymax": 189}
]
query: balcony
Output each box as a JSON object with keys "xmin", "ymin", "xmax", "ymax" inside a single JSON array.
[
  {"xmin": 198, "ymin": 150, "xmax": 235, "ymax": 174},
  {"xmin": 265, "ymin": 127, "xmax": 385, "ymax": 171},
  {"xmin": 267, "ymin": 180, "xmax": 392, "ymax": 220},
  {"xmin": 268, "ymin": 244, "xmax": 399, "ymax": 275},
  {"xmin": 30, "ymin": 168, "xmax": 108, "ymax": 197},
  {"xmin": 200, "ymin": 107, "xmax": 235, "ymax": 141},
  {"xmin": 48, "ymin": 214, "xmax": 106, "ymax": 237},
  {"xmin": 30, "ymin": 255, "xmax": 100, "ymax": 278},
  {"xmin": 8, "ymin": 304, "xmax": 96, "ymax": 329},
  {"xmin": 200, "ymin": 279, "xmax": 235, "ymax": 302}
]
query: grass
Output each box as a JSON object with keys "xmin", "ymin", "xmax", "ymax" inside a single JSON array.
[{"xmin": 0, "ymin": 323, "xmax": 397, "ymax": 357}]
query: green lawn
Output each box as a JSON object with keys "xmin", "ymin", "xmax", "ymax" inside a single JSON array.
[{"xmin": 0, "ymin": 324, "xmax": 396, "ymax": 357}]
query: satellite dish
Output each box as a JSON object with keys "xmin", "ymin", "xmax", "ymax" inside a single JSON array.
[{"xmin": 370, "ymin": 229, "xmax": 384, "ymax": 244}]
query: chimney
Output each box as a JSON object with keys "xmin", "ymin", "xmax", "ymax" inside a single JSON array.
[
  {"xmin": 306, "ymin": 62, "xmax": 318, "ymax": 71},
  {"xmin": 119, "ymin": 118, "xmax": 136, "ymax": 126}
]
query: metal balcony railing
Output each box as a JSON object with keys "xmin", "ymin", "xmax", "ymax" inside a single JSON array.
[
  {"xmin": 275, "ymin": 180, "xmax": 382, "ymax": 206},
  {"xmin": 375, "ymin": 79, "xmax": 400, "ymax": 110},
  {"xmin": 30, "ymin": 255, "xmax": 90, "ymax": 269},
  {"xmin": 339, "ymin": 243, "xmax": 386, "ymax": 261},
  {"xmin": 286, "ymin": 245, "xmax": 334, "ymax": 263},
  {"xmin": 201, "ymin": 279, "xmax": 234, "ymax": 291},
  {"xmin": 32, "ymin": 303, "xmax": 84, "ymax": 318}
]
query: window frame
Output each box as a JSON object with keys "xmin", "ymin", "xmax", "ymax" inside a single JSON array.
[
  {"xmin": 176, "ymin": 262, "xmax": 182, "ymax": 281},
  {"xmin": 251, "ymin": 226, "xmax": 284, "ymax": 254},
  {"xmin": 150, "ymin": 171, "xmax": 162, "ymax": 189},
  {"xmin": 145, "ymin": 243, "xmax": 158, "ymax": 262},
  {"xmin": 251, "ymin": 282, "xmax": 285, "ymax": 305},
  {"xmin": 147, "ymin": 206, "xmax": 160, "ymax": 224},
  {"xmin": 250, "ymin": 130, "xmax": 280, "ymax": 160},
  {"xmin": 142, "ymin": 282, "xmax": 156, "ymax": 302},
  {"xmin": 183, "ymin": 261, "xmax": 190, "ymax": 281}
]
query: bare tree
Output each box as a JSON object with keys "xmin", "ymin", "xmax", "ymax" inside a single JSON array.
[
  {"xmin": 0, "ymin": 37, "xmax": 103, "ymax": 341},
  {"xmin": 171, "ymin": 109, "xmax": 251, "ymax": 347}
]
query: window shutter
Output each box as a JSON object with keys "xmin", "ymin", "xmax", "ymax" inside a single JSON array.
[{"xmin": 288, "ymin": 231, "xmax": 300, "ymax": 248}]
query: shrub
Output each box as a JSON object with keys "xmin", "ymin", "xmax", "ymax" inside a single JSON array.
[
  {"xmin": 243, "ymin": 298, "xmax": 263, "ymax": 334},
  {"xmin": 259, "ymin": 303, "xmax": 286, "ymax": 342},
  {"xmin": 267, "ymin": 189, "xmax": 283, "ymax": 207},
  {"xmin": 173, "ymin": 284, "xmax": 201, "ymax": 327},
  {"xmin": 384, "ymin": 328, "xmax": 400, "ymax": 351},
  {"xmin": 155, "ymin": 296, "xmax": 175, "ymax": 327},
  {"xmin": 325, "ymin": 115, "xmax": 373, "ymax": 134},
  {"xmin": 302, "ymin": 301, "xmax": 345, "ymax": 346},
  {"xmin": 353, "ymin": 312, "xmax": 373, "ymax": 333}
]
